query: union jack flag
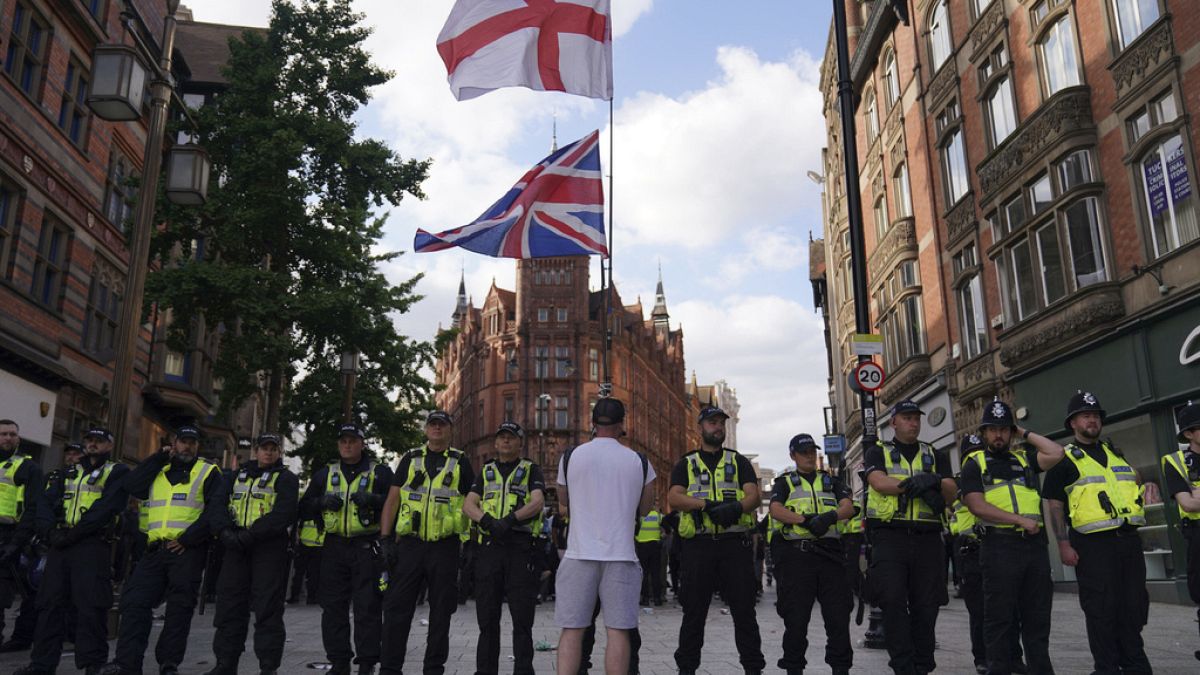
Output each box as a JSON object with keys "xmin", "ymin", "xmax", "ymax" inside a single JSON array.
[{"xmin": 414, "ymin": 130, "xmax": 608, "ymax": 259}]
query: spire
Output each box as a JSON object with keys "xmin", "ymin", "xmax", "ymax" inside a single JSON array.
[
  {"xmin": 551, "ymin": 111, "xmax": 559, "ymax": 153},
  {"xmin": 452, "ymin": 268, "xmax": 468, "ymax": 328},
  {"xmin": 651, "ymin": 262, "xmax": 669, "ymax": 333}
]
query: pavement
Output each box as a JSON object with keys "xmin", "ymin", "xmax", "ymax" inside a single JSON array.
[{"xmin": 2, "ymin": 586, "xmax": 1200, "ymax": 674}]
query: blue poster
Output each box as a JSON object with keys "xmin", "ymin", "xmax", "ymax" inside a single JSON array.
[
  {"xmin": 1167, "ymin": 142, "xmax": 1192, "ymax": 204},
  {"xmin": 1145, "ymin": 153, "xmax": 1168, "ymax": 217}
]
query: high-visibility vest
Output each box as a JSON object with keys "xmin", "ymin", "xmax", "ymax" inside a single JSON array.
[
  {"xmin": 230, "ymin": 469, "xmax": 280, "ymax": 528},
  {"xmin": 676, "ymin": 450, "xmax": 754, "ymax": 539},
  {"xmin": 771, "ymin": 471, "xmax": 840, "ymax": 541},
  {"xmin": 298, "ymin": 519, "xmax": 325, "ymax": 547},
  {"xmin": 963, "ymin": 448, "xmax": 1042, "ymax": 530},
  {"xmin": 948, "ymin": 500, "xmax": 977, "ymax": 536},
  {"xmin": 0, "ymin": 454, "xmax": 28, "ymax": 525},
  {"xmin": 140, "ymin": 459, "xmax": 218, "ymax": 543},
  {"xmin": 323, "ymin": 462, "xmax": 378, "ymax": 537},
  {"xmin": 837, "ymin": 506, "xmax": 864, "ymax": 535},
  {"xmin": 1162, "ymin": 450, "xmax": 1200, "ymax": 521},
  {"xmin": 865, "ymin": 441, "xmax": 941, "ymax": 525},
  {"xmin": 61, "ymin": 461, "xmax": 118, "ymax": 527},
  {"xmin": 1063, "ymin": 442, "xmax": 1145, "ymax": 534},
  {"xmin": 636, "ymin": 510, "xmax": 663, "ymax": 543},
  {"xmin": 480, "ymin": 458, "xmax": 541, "ymax": 536},
  {"xmin": 394, "ymin": 448, "xmax": 467, "ymax": 541}
]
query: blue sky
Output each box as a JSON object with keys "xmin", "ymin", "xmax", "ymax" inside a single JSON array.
[{"xmin": 196, "ymin": 0, "xmax": 835, "ymax": 470}]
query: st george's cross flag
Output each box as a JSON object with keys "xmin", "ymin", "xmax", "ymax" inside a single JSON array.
[
  {"xmin": 414, "ymin": 130, "xmax": 608, "ymax": 258},
  {"xmin": 437, "ymin": 0, "xmax": 613, "ymax": 101}
]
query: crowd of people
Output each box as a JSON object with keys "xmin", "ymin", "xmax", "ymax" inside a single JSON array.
[{"xmin": 0, "ymin": 388, "xmax": 1197, "ymax": 675}]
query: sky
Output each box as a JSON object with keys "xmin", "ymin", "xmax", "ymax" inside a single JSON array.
[{"xmin": 193, "ymin": 0, "xmax": 835, "ymax": 471}]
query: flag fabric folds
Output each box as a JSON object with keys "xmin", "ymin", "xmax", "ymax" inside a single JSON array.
[
  {"xmin": 437, "ymin": 0, "xmax": 613, "ymax": 101},
  {"xmin": 414, "ymin": 130, "xmax": 608, "ymax": 259}
]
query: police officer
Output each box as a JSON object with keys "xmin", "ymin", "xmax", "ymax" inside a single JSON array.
[
  {"xmin": 635, "ymin": 506, "xmax": 664, "ymax": 606},
  {"xmin": 863, "ymin": 399, "xmax": 956, "ymax": 675},
  {"xmin": 61, "ymin": 442, "xmax": 84, "ymax": 468},
  {"xmin": 288, "ymin": 514, "xmax": 324, "ymax": 604},
  {"xmin": 837, "ymin": 498, "xmax": 865, "ymax": 612},
  {"xmin": 205, "ymin": 433, "xmax": 299, "ymax": 675},
  {"xmin": 1161, "ymin": 401, "xmax": 1200, "ymax": 660},
  {"xmin": 299, "ymin": 422, "xmax": 392, "ymax": 675},
  {"xmin": 15, "ymin": 427, "xmax": 127, "ymax": 675},
  {"xmin": 99, "ymin": 425, "xmax": 228, "ymax": 675},
  {"xmin": 961, "ymin": 400, "xmax": 1064, "ymax": 675},
  {"xmin": 0, "ymin": 420, "xmax": 44, "ymax": 650},
  {"xmin": 378, "ymin": 410, "xmax": 475, "ymax": 675},
  {"xmin": 668, "ymin": 405, "xmax": 765, "ymax": 675},
  {"xmin": 950, "ymin": 436, "xmax": 986, "ymax": 674},
  {"xmin": 768, "ymin": 433, "xmax": 853, "ymax": 675},
  {"xmin": 1043, "ymin": 391, "xmax": 1152, "ymax": 673},
  {"xmin": 463, "ymin": 421, "xmax": 544, "ymax": 675}
]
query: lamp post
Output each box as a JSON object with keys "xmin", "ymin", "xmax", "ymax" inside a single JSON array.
[
  {"xmin": 92, "ymin": 0, "xmax": 211, "ymax": 458},
  {"xmin": 341, "ymin": 350, "xmax": 360, "ymax": 423}
]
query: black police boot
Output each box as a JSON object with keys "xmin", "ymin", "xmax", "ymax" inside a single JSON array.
[
  {"xmin": 12, "ymin": 665, "xmax": 52, "ymax": 674},
  {"xmin": 328, "ymin": 662, "xmax": 352, "ymax": 675},
  {"xmin": 259, "ymin": 670, "xmax": 278, "ymax": 675},
  {"xmin": 160, "ymin": 665, "xmax": 181, "ymax": 675},
  {"xmin": 357, "ymin": 664, "xmax": 376, "ymax": 675},
  {"xmin": 85, "ymin": 666, "xmax": 104, "ymax": 675},
  {"xmin": 202, "ymin": 662, "xmax": 238, "ymax": 675},
  {"xmin": 0, "ymin": 639, "xmax": 32, "ymax": 652},
  {"xmin": 744, "ymin": 670, "xmax": 763, "ymax": 675},
  {"xmin": 96, "ymin": 664, "xmax": 126, "ymax": 675}
]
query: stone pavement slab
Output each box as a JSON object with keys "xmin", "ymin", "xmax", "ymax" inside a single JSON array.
[{"xmin": 3, "ymin": 588, "xmax": 1199, "ymax": 673}]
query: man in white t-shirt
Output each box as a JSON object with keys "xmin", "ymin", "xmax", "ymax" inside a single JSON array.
[{"xmin": 555, "ymin": 397, "xmax": 655, "ymax": 675}]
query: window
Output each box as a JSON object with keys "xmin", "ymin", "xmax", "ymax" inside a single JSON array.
[
  {"xmin": 952, "ymin": 243, "xmax": 978, "ymax": 275},
  {"xmin": 1029, "ymin": 174, "xmax": 1054, "ymax": 215},
  {"xmin": 555, "ymin": 396, "xmax": 569, "ymax": 429},
  {"xmin": 534, "ymin": 346, "xmax": 549, "ymax": 378},
  {"xmin": 81, "ymin": 0, "xmax": 107, "ymax": 19},
  {"xmin": 588, "ymin": 348, "xmax": 598, "ymax": 381},
  {"xmin": 556, "ymin": 307, "xmax": 568, "ymax": 322},
  {"xmin": 164, "ymin": 350, "xmax": 191, "ymax": 382},
  {"xmin": 1058, "ymin": 150, "xmax": 1093, "ymax": 192},
  {"xmin": 104, "ymin": 152, "xmax": 135, "ymax": 231},
  {"xmin": 0, "ymin": 177, "xmax": 18, "ymax": 274},
  {"xmin": 537, "ymin": 308, "xmax": 549, "ymax": 322},
  {"xmin": 1008, "ymin": 237, "xmax": 1038, "ymax": 321},
  {"xmin": 83, "ymin": 271, "xmax": 121, "ymax": 357},
  {"xmin": 883, "ymin": 50, "xmax": 900, "ymax": 109},
  {"xmin": 58, "ymin": 59, "xmax": 91, "ymax": 148},
  {"xmin": 555, "ymin": 346, "xmax": 571, "ymax": 377},
  {"xmin": 1064, "ymin": 198, "xmax": 1108, "ymax": 288},
  {"xmin": 971, "ymin": 0, "xmax": 994, "ymax": 20},
  {"xmin": 505, "ymin": 348, "xmax": 517, "ymax": 381},
  {"xmin": 1035, "ymin": 223, "xmax": 1067, "ymax": 304},
  {"xmin": 984, "ymin": 75, "xmax": 1016, "ymax": 148},
  {"xmin": 1138, "ymin": 134, "xmax": 1198, "ymax": 257},
  {"xmin": 873, "ymin": 196, "xmax": 888, "ymax": 239},
  {"xmin": 503, "ymin": 396, "xmax": 514, "ymax": 422},
  {"xmin": 864, "ymin": 90, "xmax": 879, "ymax": 144},
  {"xmin": 893, "ymin": 163, "xmax": 912, "ymax": 218},
  {"xmin": 1039, "ymin": 15, "xmax": 1081, "ymax": 95},
  {"xmin": 1112, "ymin": 0, "xmax": 1160, "ymax": 50},
  {"xmin": 31, "ymin": 216, "xmax": 69, "ymax": 310},
  {"xmin": 1128, "ymin": 93, "xmax": 1177, "ymax": 145},
  {"xmin": 939, "ymin": 112, "xmax": 970, "ymax": 205},
  {"xmin": 957, "ymin": 273, "xmax": 988, "ymax": 359},
  {"xmin": 4, "ymin": 2, "xmax": 50, "ymax": 97},
  {"xmin": 929, "ymin": 1, "xmax": 952, "ymax": 71},
  {"xmin": 898, "ymin": 260, "xmax": 919, "ymax": 288},
  {"xmin": 535, "ymin": 395, "xmax": 549, "ymax": 429}
]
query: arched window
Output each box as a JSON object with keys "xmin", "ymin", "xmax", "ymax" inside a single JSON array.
[
  {"xmin": 864, "ymin": 90, "xmax": 879, "ymax": 143},
  {"xmin": 929, "ymin": 1, "xmax": 952, "ymax": 71},
  {"xmin": 883, "ymin": 50, "xmax": 900, "ymax": 109},
  {"xmin": 1037, "ymin": 14, "xmax": 1081, "ymax": 95}
]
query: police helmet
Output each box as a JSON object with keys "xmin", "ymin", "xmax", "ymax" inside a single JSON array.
[
  {"xmin": 959, "ymin": 433, "xmax": 985, "ymax": 454},
  {"xmin": 980, "ymin": 399, "xmax": 1016, "ymax": 430},
  {"xmin": 1064, "ymin": 391, "xmax": 1106, "ymax": 433},
  {"xmin": 1177, "ymin": 401, "xmax": 1200, "ymax": 443}
]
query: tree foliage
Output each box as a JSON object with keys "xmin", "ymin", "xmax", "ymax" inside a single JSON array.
[{"xmin": 147, "ymin": 0, "xmax": 434, "ymax": 472}]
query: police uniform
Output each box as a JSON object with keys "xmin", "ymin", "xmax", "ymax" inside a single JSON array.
[
  {"xmin": 289, "ymin": 516, "xmax": 325, "ymax": 604},
  {"xmin": 103, "ymin": 426, "xmax": 228, "ymax": 675},
  {"xmin": 470, "ymin": 425, "xmax": 543, "ymax": 675},
  {"xmin": 837, "ymin": 502, "xmax": 865, "ymax": 608},
  {"xmin": 635, "ymin": 509, "xmax": 664, "ymax": 605},
  {"xmin": 380, "ymin": 439, "xmax": 475, "ymax": 675},
  {"xmin": 1160, "ymin": 401, "xmax": 1200, "ymax": 657},
  {"xmin": 863, "ymin": 400, "xmax": 952, "ymax": 675},
  {"xmin": 950, "ymin": 435, "xmax": 986, "ymax": 673},
  {"xmin": 18, "ymin": 432, "xmax": 127, "ymax": 675},
  {"xmin": 960, "ymin": 402, "xmax": 1055, "ymax": 675},
  {"xmin": 1042, "ymin": 392, "xmax": 1151, "ymax": 674},
  {"xmin": 299, "ymin": 424, "xmax": 393, "ymax": 675},
  {"xmin": 207, "ymin": 437, "xmax": 299, "ymax": 675},
  {"xmin": 669, "ymin": 406, "xmax": 765, "ymax": 675},
  {"xmin": 768, "ymin": 436, "xmax": 852, "ymax": 675},
  {"xmin": 0, "ymin": 441, "xmax": 44, "ymax": 651}
]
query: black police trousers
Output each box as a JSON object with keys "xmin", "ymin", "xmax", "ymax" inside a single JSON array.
[
  {"xmin": 841, "ymin": 533, "xmax": 864, "ymax": 603},
  {"xmin": 29, "ymin": 535, "xmax": 112, "ymax": 670},
  {"xmin": 474, "ymin": 536, "xmax": 537, "ymax": 675},
  {"xmin": 112, "ymin": 544, "xmax": 207, "ymax": 672},
  {"xmin": 635, "ymin": 540, "xmax": 662, "ymax": 603},
  {"xmin": 381, "ymin": 536, "xmax": 459, "ymax": 675},
  {"xmin": 1072, "ymin": 531, "xmax": 1152, "ymax": 674},
  {"xmin": 1186, "ymin": 526, "xmax": 1200, "ymax": 641},
  {"xmin": 289, "ymin": 543, "xmax": 322, "ymax": 603},
  {"xmin": 980, "ymin": 533, "xmax": 1054, "ymax": 675},
  {"xmin": 212, "ymin": 537, "xmax": 289, "ymax": 670},
  {"xmin": 320, "ymin": 534, "xmax": 382, "ymax": 668},
  {"xmin": 868, "ymin": 528, "xmax": 944, "ymax": 675},
  {"xmin": 772, "ymin": 539, "xmax": 852, "ymax": 672},
  {"xmin": 674, "ymin": 535, "xmax": 765, "ymax": 671},
  {"xmin": 955, "ymin": 535, "xmax": 986, "ymax": 668}
]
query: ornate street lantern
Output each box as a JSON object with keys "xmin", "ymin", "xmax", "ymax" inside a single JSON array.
[
  {"xmin": 165, "ymin": 144, "xmax": 210, "ymax": 205},
  {"xmin": 87, "ymin": 44, "xmax": 148, "ymax": 121}
]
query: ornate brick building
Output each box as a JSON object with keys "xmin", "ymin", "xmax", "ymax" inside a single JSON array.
[{"xmin": 434, "ymin": 257, "xmax": 692, "ymax": 501}]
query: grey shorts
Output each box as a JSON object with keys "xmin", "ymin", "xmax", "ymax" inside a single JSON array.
[{"xmin": 554, "ymin": 558, "xmax": 642, "ymax": 630}]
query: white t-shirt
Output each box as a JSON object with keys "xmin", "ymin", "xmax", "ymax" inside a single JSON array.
[{"xmin": 557, "ymin": 437, "xmax": 655, "ymax": 562}]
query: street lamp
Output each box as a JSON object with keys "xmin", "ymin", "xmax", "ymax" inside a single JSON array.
[
  {"xmin": 165, "ymin": 144, "xmax": 211, "ymax": 205},
  {"xmin": 341, "ymin": 349, "xmax": 360, "ymax": 423},
  {"xmin": 87, "ymin": 44, "xmax": 147, "ymax": 121}
]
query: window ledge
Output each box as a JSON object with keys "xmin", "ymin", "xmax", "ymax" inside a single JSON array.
[
  {"xmin": 1109, "ymin": 14, "xmax": 1175, "ymax": 105},
  {"xmin": 996, "ymin": 282, "xmax": 1124, "ymax": 370}
]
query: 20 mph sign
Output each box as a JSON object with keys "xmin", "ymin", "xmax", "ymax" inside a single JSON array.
[{"xmin": 853, "ymin": 361, "xmax": 886, "ymax": 392}]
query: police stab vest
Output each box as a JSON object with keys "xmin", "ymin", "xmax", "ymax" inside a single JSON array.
[
  {"xmin": 636, "ymin": 510, "xmax": 663, "ymax": 543},
  {"xmin": 865, "ymin": 441, "xmax": 941, "ymax": 525},
  {"xmin": 480, "ymin": 458, "xmax": 542, "ymax": 536},
  {"xmin": 676, "ymin": 449, "xmax": 754, "ymax": 539},
  {"xmin": 0, "ymin": 454, "xmax": 28, "ymax": 525},
  {"xmin": 323, "ymin": 461, "xmax": 378, "ymax": 537},
  {"xmin": 1063, "ymin": 441, "xmax": 1145, "ymax": 534},
  {"xmin": 949, "ymin": 499, "xmax": 977, "ymax": 537},
  {"xmin": 836, "ymin": 505, "xmax": 864, "ymax": 535},
  {"xmin": 1162, "ymin": 450, "xmax": 1200, "ymax": 522},
  {"xmin": 298, "ymin": 518, "xmax": 325, "ymax": 547},
  {"xmin": 771, "ymin": 471, "xmax": 840, "ymax": 541},
  {"xmin": 394, "ymin": 448, "xmax": 467, "ymax": 542},
  {"xmin": 230, "ymin": 469, "xmax": 280, "ymax": 528},
  {"xmin": 964, "ymin": 448, "xmax": 1042, "ymax": 530},
  {"xmin": 140, "ymin": 459, "xmax": 217, "ymax": 543},
  {"xmin": 62, "ymin": 461, "xmax": 117, "ymax": 527}
]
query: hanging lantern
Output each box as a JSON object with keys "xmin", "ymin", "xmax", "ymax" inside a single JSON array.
[
  {"xmin": 165, "ymin": 144, "xmax": 210, "ymax": 206},
  {"xmin": 87, "ymin": 44, "xmax": 148, "ymax": 121}
]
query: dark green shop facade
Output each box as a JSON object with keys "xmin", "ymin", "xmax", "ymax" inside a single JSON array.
[{"xmin": 1010, "ymin": 295, "xmax": 1200, "ymax": 604}]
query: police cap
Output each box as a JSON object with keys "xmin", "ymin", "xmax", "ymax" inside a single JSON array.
[{"xmin": 788, "ymin": 433, "xmax": 819, "ymax": 454}]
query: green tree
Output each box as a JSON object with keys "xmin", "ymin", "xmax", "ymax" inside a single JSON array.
[{"xmin": 147, "ymin": 0, "xmax": 433, "ymax": 472}]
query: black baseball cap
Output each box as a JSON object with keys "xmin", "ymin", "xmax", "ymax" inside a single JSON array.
[
  {"xmin": 788, "ymin": 433, "xmax": 819, "ymax": 454},
  {"xmin": 592, "ymin": 398, "xmax": 626, "ymax": 425},
  {"xmin": 176, "ymin": 425, "xmax": 201, "ymax": 440},
  {"xmin": 64, "ymin": 442, "xmax": 84, "ymax": 454},
  {"xmin": 496, "ymin": 421, "xmax": 524, "ymax": 438},
  {"xmin": 698, "ymin": 406, "xmax": 729, "ymax": 423},
  {"xmin": 84, "ymin": 427, "xmax": 114, "ymax": 443},
  {"xmin": 337, "ymin": 423, "xmax": 365, "ymax": 439},
  {"xmin": 256, "ymin": 433, "xmax": 282, "ymax": 447},
  {"xmin": 426, "ymin": 410, "xmax": 453, "ymax": 425},
  {"xmin": 892, "ymin": 400, "xmax": 924, "ymax": 416}
]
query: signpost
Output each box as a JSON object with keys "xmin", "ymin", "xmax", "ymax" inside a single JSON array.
[{"xmin": 853, "ymin": 361, "xmax": 886, "ymax": 393}]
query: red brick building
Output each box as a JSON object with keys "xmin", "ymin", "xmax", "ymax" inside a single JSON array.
[{"xmin": 434, "ymin": 257, "xmax": 692, "ymax": 502}]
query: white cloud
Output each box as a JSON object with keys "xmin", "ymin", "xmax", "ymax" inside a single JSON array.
[{"xmin": 716, "ymin": 226, "xmax": 807, "ymax": 284}]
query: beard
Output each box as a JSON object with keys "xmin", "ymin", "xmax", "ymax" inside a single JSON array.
[
  {"xmin": 701, "ymin": 430, "xmax": 725, "ymax": 447},
  {"xmin": 1075, "ymin": 425, "xmax": 1101, "ymax": 442}
]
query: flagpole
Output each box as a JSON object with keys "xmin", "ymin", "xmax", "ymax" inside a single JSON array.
[{"xmin": 601, "ymin": 97, "xmax": 615, "ymax": 396}]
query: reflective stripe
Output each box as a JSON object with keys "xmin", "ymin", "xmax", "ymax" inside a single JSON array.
[
  {"xmin": 141, "ymin": 460, "xmax": 216, "ymax": 543},
  {"xmin": 1162, "ymin": 451, "xmax": 1200, "ymax": 521},
  {"xmin": 865, "ymin": 441, "xmax": 940, "ymax": 524},
  {"xmin": 774, "ymin": 471, "xmax": 840, "ymax": 541},
  {"xmin": 678, "ymin": 450, "xmax": 753, "ymax": 538},
  {"xmin": 0, "ymin": 455, "xmax": 28, "ymax": 524},
  {"xmin": 1063, "ymin": 442, "xmax": 1144, "ymax": 534}
]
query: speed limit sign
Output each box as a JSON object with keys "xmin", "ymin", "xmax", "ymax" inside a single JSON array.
[{"xmin": 853, "ymin": 361, "xmax": 887, "ymax": 392}]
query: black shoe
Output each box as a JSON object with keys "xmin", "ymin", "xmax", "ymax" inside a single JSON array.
[
  {"xmin": 202, "ymin": 663, "xmax": 238, "ymax": 675},
  {"xmin": 357, "ymin": 665, "xmax": 376, "ymax": 675},
  {"xmin": 329, "ymin": 663, "xmax": 352, "ymax": 675},
  {"xmin": 286, "ymin": 595, "xmax": 300, "ymax": 604},
  {"xmin": 85, "ymin": 666, "xmax": 103, "ymax": 675},
  {"xmin": 13, "ymin": 665, "xmax": 52, "ymax": 675},
  {"xmin": 97, "ymin": 665, "xmax": 128, "ymax": 675},
  {"xmin": 260, "ymin": 670, "xmax": 278, "ymax": 675},
  {"xmin": 161, "ymin": 665, "xmax": 180, "ymax": 675},
  {"xmin": 654, "ymin": 598, "xmax": 663, "ymax": 606},
  {"xmin": 745, "ymin": 670, "xmax": 763, "ymax": 675},
  {"xmin": 679, "ymin": 671, "xmax": 697, "ymax": 675},
  {"xmin": 1011, "ymin": 661, "xmax": 1028, "ymax": 674},
  {"xmin": 0, "ymin": 640, "xmax": 32, "ymax": 652}
]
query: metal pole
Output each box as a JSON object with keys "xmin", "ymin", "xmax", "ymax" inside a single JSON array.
[
  {"xmin": 832, "ymin": 0, "xmax": 878, "ymax": 448},
  {"xmin": 342, "ymin": 372, "xmax": 356, "ymax": 423},
  {"xmin": 107, "ymin": 3, "xmax": 180, "ymax": 460}
]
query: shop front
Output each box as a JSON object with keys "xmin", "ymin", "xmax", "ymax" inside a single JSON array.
[{"xmin": 1009, "ymin": 297, "xmax": 1200, "ymax": 603}]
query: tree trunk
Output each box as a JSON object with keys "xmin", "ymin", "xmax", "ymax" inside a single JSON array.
[{"xmin": 266, "ymin": 365, "xmax": 284, "ymax": 432}]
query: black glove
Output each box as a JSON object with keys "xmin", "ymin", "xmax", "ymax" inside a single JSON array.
[
  {"xmin": 902, "ymin": 472, "xmax": 942, "ymax": 496},
  {"xmin": 803, "ymin": 511, "xmax": 839, "ymax": 538},
  {"xmin": 379, "ymin": 536, "xmax": 399, "ymax": 569},
  {"xmin": 919, "ymin": 489, "xmax": 947, "ymax": 515},
  {"xmin": 48, "ymin": 528, "xmax": 79, "ymax": 550},
  {"xmin": 0, "ymin": 542, "xmax": 21, "ymax": 564},
  {"xmin": 321, "ymin": 493, "xmax": 344, "ymax": 513},
  {"xmin": 478, "ymin": 513, "xmax": 496, "ymax": 534},
  {"xmin": 220, "ymin": 527, "xmax": 245, "ymax": 552},
  {"xmin": 490, "ymin": 513, "xmax": 519, "ymax": 540},
  {"xmin": 707, "ymin": 501, "xmax": 744, "ymax": 528},
  {"xmin": 350, "ymin": 491, "xmax": 377, "ymax": 508},
  {"xmin": 235, "ymin": 529, "xmax": 255, "ymax": 550}
]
